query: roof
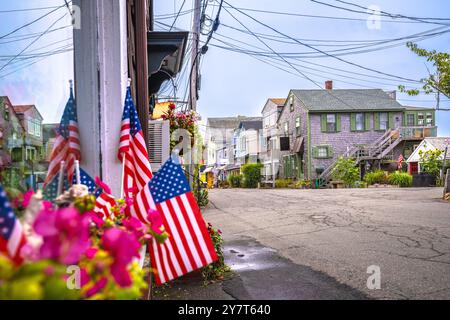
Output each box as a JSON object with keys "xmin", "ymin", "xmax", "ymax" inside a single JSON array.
[
  {"xmin": 424, "ymin": 137, "xmax": 450, "ymax": 152},
  {"xmin": 403, "ymin": 105, "xmax": 436, "ymax": 111},
  {"xmin": 238, "ymin": 118, "xmax": 263, "ymax": 131},
  {"xmin": 206, "ymin": 116, "xmax": 260, "ymax": 130},
  {"xmin": 269, "ymin": 98, "xmax": 286, "ymax": 106},
  {"xmin": 406, "ymin": 137, "xmax": 450, "ymax": 162},
  {"xmin": 12, "ymin": 104, "xmax": 44, "ymax": 120},
  {"xmin": 291, "ymin": 89, "xmax": 404, "ymax": 112}
]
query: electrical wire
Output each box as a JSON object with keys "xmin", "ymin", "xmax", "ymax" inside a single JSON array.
[{"xmin": 169, "ymin": 0, "xmax": 188, "ymax": 31}]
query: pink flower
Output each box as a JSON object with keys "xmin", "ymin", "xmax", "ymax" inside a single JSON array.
[
  {"xmin": 84, "ymin": 211, "xmax": 105, "ymax": 228},
  {"xmin": 33, "ymin": 207, "xmax": 92, "ymax": 264},
  {"xmin": 169, "ymin": 103, "xmax": 176, "ymax": 110},
  {"xmin": 122, "ymin": 217, "xmax": 147, "ymax": 240},
  {"xmin": 101, "ymin": 228, "xmax": 141, "ymax": 287},
  {"xmin": 85, "ymin": 277, "xmax": 108, "ymax": 298},
  {"xmin": 22, "ymin": 189, "xmax": 34, "ymax": 208},
  {"xmin": 147, "ymin": 209, "xmax": 164, "ymax": 235},
  {"xmin": 94, "ymin": 177, "xmax": 111, "ymax": 194},
  {"xmin": 85, "ymin": 247, "xmax": 98, "ymax": 259}
]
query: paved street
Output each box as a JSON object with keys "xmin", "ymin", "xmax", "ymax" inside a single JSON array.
[{"xmin": 204, "ymin": 188, "xmax": 450, "ymax": 299}]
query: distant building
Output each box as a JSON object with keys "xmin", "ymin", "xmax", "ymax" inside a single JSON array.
[
  {"xmin": 0, "ymin": 96, "xmax": 48, "ymax": 190},
  {"xmin": 276, "ymin": 81, "xmax": 437, "ymax": 184},
  {"xmin": 260, "ymin": 98, "xmax": 286, "ymax": 182},
  {"xmin": 406, "ymin": 137, "xmax": 450, "ymax": 174},
  {"xmin": 234, "ymin": 118, "xmax": 263, "ymax": 165}
]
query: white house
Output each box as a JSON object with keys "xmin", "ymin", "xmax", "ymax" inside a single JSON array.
[{"xmin": 406, "ymin": 137, "xmax": 450, "ymax": 174}]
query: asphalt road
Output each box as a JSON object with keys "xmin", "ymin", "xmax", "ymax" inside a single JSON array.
[{"xmin": 204, "ymin": 187, "xmax": 450, "ymax": 300}]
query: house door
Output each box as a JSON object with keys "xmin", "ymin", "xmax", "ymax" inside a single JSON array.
[{"xmin": 409, "ymin": 162, "xmax": 419, "ymax": 175}]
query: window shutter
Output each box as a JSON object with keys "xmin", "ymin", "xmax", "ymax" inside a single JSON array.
[
  {"xmin": 312, "ymin": 146, "xmax": 319, "ymax": 158},
  {"xmin": 148, "ymin": 120, "xmax": 170, "ymax": 172},
  {"xmin": 350, "ymin": 113, "xmax": 356, "ymax": 131},
  {"xmin": 320, "ymin": 114, "xmax": 327, "ymax": 132},
  {"xmin": 388, "ymin": 112, "xmax": 394, "ymax": 129},
  {"xmin": 326, "ymin": 146, "xmax": 334, "ymax": 158},
  {"xmin": 365, "ymin": 113, "xmax": 371, "ymax": 131},
  {"xmin": 374, "ymin": 113, "xmax": 380, "ymax": 130},
  {"xmin": 336, "ymin": 114, "xmax": 341, "ymax": 132}
]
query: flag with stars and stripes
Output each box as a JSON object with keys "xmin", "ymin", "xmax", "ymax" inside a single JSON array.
[
  {"xmin": 43, "ymin": 167, "xmax": 101, "ymax": 201},
  {"xmin": 118, "ymin": 86, "xmax": 153, "ymax": 199},
  {"xmin": 130, "ymin": 157, "xmax": 217, "ymax": 285},
  {"xmin": 44, "ymin": 83, "xmax": 81, "ymax": 188},
  {"xmin": 0, "ymin": 186, "xmax": 27, "ymax": 264},
  {"xmin": 94, "ymin": 191, "xmax": 116, "ymax": 219}
]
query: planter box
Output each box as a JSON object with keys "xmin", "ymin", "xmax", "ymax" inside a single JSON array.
[{"xmin": 412, "ymin": 173, "xmax": 436, "ymax": 188}]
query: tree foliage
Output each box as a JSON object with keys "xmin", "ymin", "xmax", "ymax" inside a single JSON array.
[
  {"xmin": 419, "ymin": 148, "xmax": 443, "ymax": 178},
  {"xmin": 399, "ymin": 42, "xmax": 450, "ymax": 101},
  {"xmin": 331, "ymin": 157, "xmax": 360, "ymax": 187}
]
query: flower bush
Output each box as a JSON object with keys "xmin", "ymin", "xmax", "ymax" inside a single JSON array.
[
  {"xmin": 201, "ymin": 223, "xmax": 229, "ymax": 284},
  {"xmin": 0, "ymin": 186, "xmax": 169, "ymax": 300},
  {"xmin": 364, "ymin": 170, "xmax": 389, "ymax": 185}
]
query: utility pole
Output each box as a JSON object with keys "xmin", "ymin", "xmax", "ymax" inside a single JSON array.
[
  {"xmin": 188, "ymin": 0, "xmax": 202, "ymax": 188},
  {"xmin": 190, "ymin": 0, "xmax": 201, "ymax": 112}
]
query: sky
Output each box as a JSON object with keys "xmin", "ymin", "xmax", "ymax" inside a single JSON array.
[{"xmin": 0, "ymin": 0, "xmax": 449, "ymax": 135}]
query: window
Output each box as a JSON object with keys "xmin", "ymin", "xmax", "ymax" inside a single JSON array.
[
  {"xmin": 406, "ymin": 114, "xmax": 415, "ymax": 126},
  {"xmin": 313, "ymin": 146, "xmax": 332, "ymax": 159},
  {"xmin": 418, "ymin": 113, "xmax": 424, "ymax": 126},
  {"xmin": 289, "ymin": 96, "xmax": 294, "ymax": 112},
  {"xmin": 326, "ymin": 114, "xmax": 336, "ymax": 132},
  {"xmin": 284, "ymin": 122, "xmax": 289, "ymax": 135},
  {"xmin": 426, "ymin": 112, "xmax": 433, "ymax": 126},
  {"xmin": 28, "ymin": 119, "xmax": 34, "ymax": 135},
  {"xmin": 379, "ymin": 112, "xmax": 388, "ymax": 130},
  {"xmin": 295, "ymin": 116, "xmax": 301, "ymax": 136},
  {"xmin": 35, "ymin": 122, "xmax": 41, "ymax": 137},
  {"xmin": 355, "ymin": 113, "xmax": 364, "ymax": 131},
  {"xmin": 317, "ymin": 147, "xmax": 328, "ymax": 158}
]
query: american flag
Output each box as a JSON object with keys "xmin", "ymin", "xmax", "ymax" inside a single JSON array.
[
  {"xmin": 94, "ymin": 191, "xmax": 116, "ymax": 219},
  {"xmin": 398, "ymin": 154, "xmax": 405, "ymax": 170},
  {"xmin": 43, "ymin": 167, "xmax": 100, "ymax": 201},
  {"xmin": 44, "ymin": 84, "xmax": 80, "ymax": 188},
  {"xmin": 118, "ymin": 86, "xmax": 153, "ymax": 198},
  {"xmin": 0, "ymin": 186, "xmax": 27, "ymax": 264},
  {"xmin": 131, "ymin": 157, "xmax": 217, "ymax": 285}
]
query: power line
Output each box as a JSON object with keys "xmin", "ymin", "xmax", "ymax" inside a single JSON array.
[
  {"xmin": 0, "ymin": 5, "xmax": 64, "ymax": 13},
  {"xmin": 0, "ymin": 4, "xmax": 66, "ymax": 39},
  {"xmin": 0, "ymin": 14, "xmax": 68, "ymax": 72},
  {"xmin": 310, "ymin": 0, "xmax": 450, "ymax": 26},
  {"xmin": 222, "ymin": 0, "xmax": 422, "ymax": 84},
  {"xmin": 169, "ymin": 0, "xmax": 188, "ymax": 31}
]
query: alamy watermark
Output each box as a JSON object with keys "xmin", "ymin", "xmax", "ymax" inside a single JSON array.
[{"xmin": 366, "ymin": 265, "xmax": 381, "ymax": 290}]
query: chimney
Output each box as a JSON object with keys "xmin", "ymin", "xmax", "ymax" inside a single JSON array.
[{"xmin": 325, "ymin": 80, "xmax": 333, "ymax": 90}]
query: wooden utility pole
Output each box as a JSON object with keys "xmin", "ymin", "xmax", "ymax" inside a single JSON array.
[
  {"xmin": 135, "ymin": 0, "xmax": 150, "ymax": 145},
  {"xmin": 189, "ymin": 0, "xmax": 202, "ymax": 112}
]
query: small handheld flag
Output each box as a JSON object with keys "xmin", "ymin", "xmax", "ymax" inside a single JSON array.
[
  {"xmin": 118, "ymin": 85, "xmax": 153, "ymax": 199},
  {"xmin": 0, "ymin": 186, "xmax": 27, "ymax": 264},
  {"xmin": 131, "ymin": 157, "xmax": 217, "ymax": 285},
  {"xmin": 44, "ymin": 81, "xmax": 80, "ymax": 188}
]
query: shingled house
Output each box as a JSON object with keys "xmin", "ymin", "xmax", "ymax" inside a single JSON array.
[{"xmin": 277, "ymin": 81, "xmax": 437, "ymax": 184}]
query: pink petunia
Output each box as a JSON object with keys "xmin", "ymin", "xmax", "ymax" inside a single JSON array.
[
  {"xmin": 147, "ymin": 209, "xmax": 164, "ymax": 235},
  {"xmin": 101, "ymin": 228, "xmax": 141, "ymax": 287}
]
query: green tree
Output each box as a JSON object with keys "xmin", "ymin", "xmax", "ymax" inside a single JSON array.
[
  {"xmin": 419, "ymin": 149, "xmax": 443, "ymax": 178},
  {"xmin": 331, "ymin": 157, "xmax": 360, "ymax": 187},
  {"xmin": 399, "ymin": 42, "xmax": 450, "ymax": 104},
  {"xmin": 241, "ymin": 163, "xmax": 263, "ymax": 188}
]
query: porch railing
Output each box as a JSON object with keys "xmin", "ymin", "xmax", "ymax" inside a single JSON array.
[{"xmin": 399, "ymin": 126, "xmax": 437, "ymax": 139}]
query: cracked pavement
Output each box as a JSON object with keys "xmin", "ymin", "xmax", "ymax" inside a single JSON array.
[{"xmin": 204, "ymin": 187, "xmax": 450, "ymax": 299}]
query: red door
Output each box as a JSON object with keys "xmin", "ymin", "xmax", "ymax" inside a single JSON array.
[{"xmin": 409, "ymin": 162, "xmax": 418, "ymax": 175}]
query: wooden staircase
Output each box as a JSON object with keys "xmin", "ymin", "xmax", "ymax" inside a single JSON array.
[{"xmin": 318, "ymin": 129, "xmax": 403, "ymax": 186}]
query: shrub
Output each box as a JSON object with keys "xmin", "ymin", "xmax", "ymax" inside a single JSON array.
[
  {"xmin": 275, "ymin": 179, "xmax": 293, "ymax": 188},
  {"xmin": 228, "ymin": 174, "xmax": 243, "ymax": 188},
  {"xmin": 331, "ymin": 157, "xmax": 360, "ymax": 187},
  {"xmin": 364, "ymin": 170, "xmax": 389, "ymax": 185},
  {"xmin": 388, "ymin": 171, "xmax": 413, "ymax": 187},
  {"xmin": 241, "ymin": 163, "xmax": 263, "ymax": 188},
  {"xmin": 419, "ymin": 149, "xmax": 443, "ymax": 178},
  {"xmin": 295, "ymin": 179, "xmax": 312, "ymax": 189}
]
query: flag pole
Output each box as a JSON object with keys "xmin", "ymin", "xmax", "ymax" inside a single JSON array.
[
  {"xmin": 57, "ymin": 161, "xmax": 65, "ymax": 196},
  {"xmin": 75, "ymin": 160, "xmax": 81, "ymax": 185}
]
